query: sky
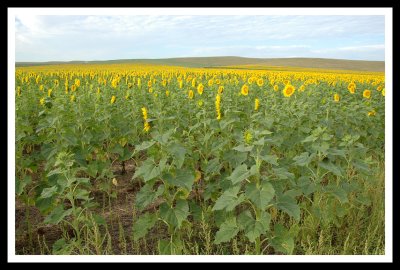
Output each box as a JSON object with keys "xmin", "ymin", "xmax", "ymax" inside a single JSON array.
[{"xmin": 15, "ymin": 15, "xmax": 385, "ymax": 62}]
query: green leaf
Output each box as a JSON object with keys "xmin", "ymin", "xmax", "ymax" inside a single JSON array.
[
  {"xmin": 135, "ymin": 184, "xmax": 165, "ymax": 211},
  {"xmin": 233, "ymin": 144, "xmax": 253, "ymax": 152},
  {"xmin": 228, "ymin": 164, "xmax": 255, "ymax": 185},
  {"xmin": 302, "ymin": 134, "xmax": 317, "ymax": 143},
  {"xmin": 318, "ymin": 160, "xmax": 343, "ymax": 177},
  {"xmin": 16, "ymin": 175, "xmax": 32, "ymax": 196},
  {"xmin": 163, "ymin": 168, "xmax": 195, "ymax": 191},
  {"xmin": 212, "ymin": 186, "xmax": 245, "ymax": 212},
  {"xmin": 245, "ymin": 182, "xmax": 275, "ymax": 210},
  {"xmin": 47, "ymin": 167, "xmax": 64, "ymax": 177},
  {"xmin": 292, "ymin": 152, "xmax": 315, "ymax": 167},
  {"xmin": 159, "ymin": 200, "xmax": 189, "ymax": 229},
  {"xmin": 276, "ymin": 195, "xmax": 300, "ymax": 221},
  {"xmin": 133, "ymin": 212, "xmax": 158, "ymax": 241},
  {"xmin": 40, "ymin": 186, "xmax": 58, "ymax": 199},
  {"xmin": 273, "ymin": 167, "xmax": 295, "ymax": 180},
  {"xmin": 214, "ymin": 217, "xmax": 239, "ymax": 244},
  {"xmin": 238, "ymin": 210, "xmax": 271, "ymax": 242},
  {"xmin": 270, "ymin": 224, "xmax": 294, "ymax": 254},
  {"xmin": 223, "ymin": 150, "xmax": 247, "ymax": 168},
  {"xmin": 133, "ymin": 159, "xmax": 161, "ymax": 182},
  {"xmin": 205, "ymin": 158, "xmax": 222, "ymax": 175},
  {"xmin": 167, "ymin": 142, "xmax": 186, "ymax": 169},
  {"xmin": 326, "ymin": 185, "xmax": 348, "ymax": 204},
  {"xmin": 260, "ymin": 154, "xmax": 279, "ymax": 166},
  {"xmin": 44, "ymin": 204, "xmax": 73, "ymax": 224},
  {"xmin": 135, "ymin": 140, "xmax": 155, "ymax": 151}
]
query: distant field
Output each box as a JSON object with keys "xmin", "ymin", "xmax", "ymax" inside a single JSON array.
[{"xmin": 16, "ymin": 56, "xmax": 385, "ymax": 72}]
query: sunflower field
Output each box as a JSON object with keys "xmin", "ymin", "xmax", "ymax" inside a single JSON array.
[{"xmin": 15, "ymin": 64, "xmax": 385, "ymax": 255}]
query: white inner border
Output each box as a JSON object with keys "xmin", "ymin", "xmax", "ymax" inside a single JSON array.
[{"xmin": 8, "ymin": 7, "xmax": 393, "ymax": 262}]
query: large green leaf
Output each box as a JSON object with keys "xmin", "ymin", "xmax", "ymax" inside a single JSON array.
[
  {"xmin": 132, "ymin": 212, "xmax": 158, "ymax": 241},
  {"xmin": 214, "ymin": 217, "xmax": 239, "ymax": 244},
  {"xmin": 245, "ymin": 182, "xmax": 275, "ymax": 210},
  {"xmin": 205, "ymin": 158, "xmax": 222, "ymax": 175},
  {"xmin": 238, "ymin": 210, "xmax": 271, "ymax": 242},
  {"xmin": 233, "ymin": 144, "xmax": 253, "ymax": 152},
  {"xmin": 292, "ymin": 152, "xmax": 315, "ymax": 167},
  {"xmin": 270, "ymin": 224, "xmax": 294, "ymax": 254},
  {"xmin": 276, "ymin": 194, "xmax": 301, "ymax": 221},
  {"xmin": 212, "ymin": 186, "xmax": 245, "ymax": 212},
  {"xmin": 163, "ymin": 168, "xmax": 195, "ymax": 191},
  {"xmin": 40, "ymin": 186, "xmax": 58, "ymax": 199},
  {"xmin": 43, "ymin": 204, "xmax": 73, "ymax": 225},
  {"xmin": 135, "ymin": 140, "xmax": 155, "ymax": 151},
  {"xmin": 318, "ymin": 160, "xmax": 343, "ymax": 177},
  {"xmin": 260, "ymin": 154, "xmax": 279, "ymax": 166},
  {"xmin": 159, "ymin": 200, "xmax": 189, "ymax": 229},
  {"xmin": 228, "ymin": 164, "xmax": 256, "ymax": 185},
  {"xmin": 135, "ymin": 183, "xmax": 165, "ymax": 211},
  {"xmin": 167, "ymin": 142, "xmax": 186, "ymax": 169},
  {"xmin": 133, "ymin": 158, "xmax": 162, "ymax": 182}
]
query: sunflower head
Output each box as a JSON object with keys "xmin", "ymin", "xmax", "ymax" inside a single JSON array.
[
  {"xmin": 283, "ymin": 84, "xmax": 295, "ymax": 97},
  {"xmin": 363, "ymin": 90, "xmax": 371, "ymax": 99},
  {"xmin": 241, "ymin": 84, "xmax": 249, "ymax": 96},
  {"xmin": 334, "ymin": 93, "xmax": 340, "ymax": 102}
]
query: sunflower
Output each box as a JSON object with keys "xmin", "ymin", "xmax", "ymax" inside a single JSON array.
[
  {"xmin": 273, "ymin": 85, "xmax": 279, "ymax": 92},
  {"xmin": 348, "ymin": 82, "xmax": 356, "ymax": 94},
  {"xmin": 17, "ymin": 86, "xmax": 21, "ymax": 97},
  {"xmin": 367, "ymin": 110, "xmax": 376, "ymax": 116},
  {"xmin": 283, "ymin": 84, "xmax": 295, "ymax": 97},
  {"xmin": 70, "ymin": 95, "xmax": 75, "ymax": 102},
  {"xmin": 188, "ymin": 90, "xmax": 194, "ymax": 99},
  {"xmin": 48, "ymin": 89, "xmax": 53, "ymax": 97},
  {"xmin": 218, "ymin": 86, "xmax": 224, "ymax": 94},
  {"xmin": 254, "ymin": 98, "xmax": 260, "ymax": 111},
  {"xmin": 110, "ymin": 95, "xmax": 116, "ymax": 104},
  {"xmin": 334, "ymin": 93, "xmax": 340, "ymax": 102},
  {"xmin": 197, "ymin": 84, "xmax": 204, "ymax": 95},
  {"xmin": 39, "ymin": 97, "xmax": 45, "ymax": 106},
  {"xmin": 382, "ymin": 88, "xmax": 385, "ymax": 96},
  {"xmin": 166, "ymin": 90, "xmax": 170, "ymax": 96},
  {"xmin": 377, "ymin": 85, "xmax": 382, "ymax": 92},
  {"xmin": 363, "ymin": 90, "xmax": 371, "ymax": 99},
  {"xmin": 241, "ymin": 84, "xmax": 249, "ymax": 96},
  {"xmin": 197, "ymin": 99, "xmax": 204, "ymax": 107},
  {"xmin": 299, "ymin": 85, "xmax": 305, "ymax": 92},
  {"xmin": 215, "ymin": 94, "xmax": 221, "ymax": 120},
  {"xmin": 257, "ymin": 78, "xmax": 264, "ymax": 87},
  {"xmin": 244, "ymin": 130, "xmax": 252, "ymax": 144}
]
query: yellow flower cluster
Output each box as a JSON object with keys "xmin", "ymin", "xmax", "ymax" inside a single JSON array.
[{"xmin": 142, "ymin": 107, "xmax": 150, "ymax": 132}]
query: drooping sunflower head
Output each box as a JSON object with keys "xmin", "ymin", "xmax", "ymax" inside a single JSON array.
[
  {"xmin": 254, "ymin": 98, "xmax": 260, "ymax": 111},
  {"xmin": 283, "ymin": 84, "xmax": 295, "ymax": 97},
  {"xmin": 197, "ymin": 84, "xmax": 204, "ymax": 95},
  {"xmin": 218, "ymin": 85, "xmax": 224, "ymax": 94},
  {"xmin": 188, "ymin": 90, "xmax": 194, "ymax": 99}
]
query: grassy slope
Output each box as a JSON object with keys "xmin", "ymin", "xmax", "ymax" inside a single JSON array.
[{"xmin": 16, "ymin": 56, "xmax": 385, "ymax": 72}]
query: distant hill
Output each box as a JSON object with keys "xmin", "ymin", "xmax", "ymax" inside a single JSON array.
[{"xmin": 16, "ymin": 56, "xmax": 385, "ymax": 72}]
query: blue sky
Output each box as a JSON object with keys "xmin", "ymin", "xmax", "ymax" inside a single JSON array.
[{"xmin": 15, "ymin": 15, "xmax": 385, "ymax": 62}]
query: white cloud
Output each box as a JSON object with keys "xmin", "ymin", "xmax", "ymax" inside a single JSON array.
[{"xmin": 14, "ymin": 15, "xmax": 385, "ymax": 61}]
